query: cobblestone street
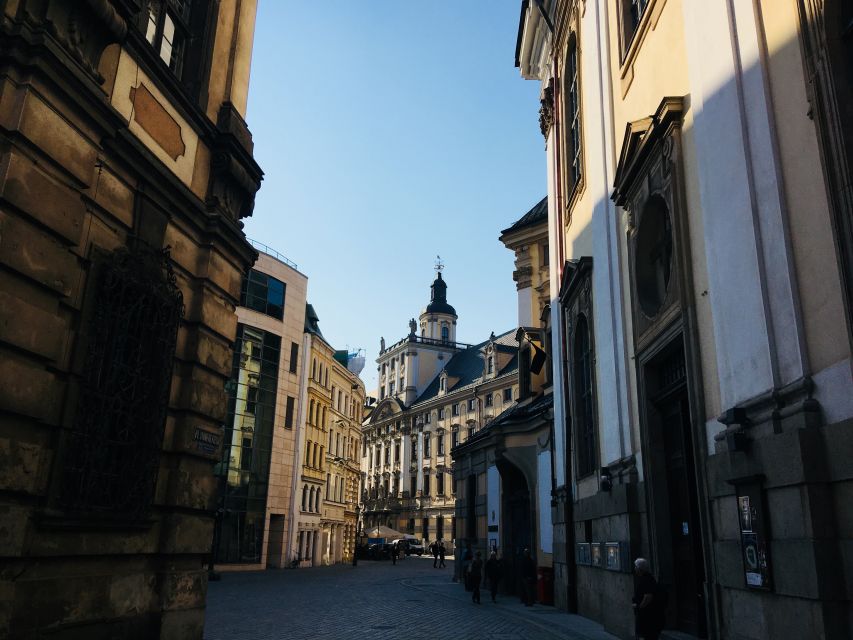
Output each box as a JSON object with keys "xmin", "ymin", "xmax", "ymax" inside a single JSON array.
[{"xmin": 204, "ymin": 556, "xmax": 620, "ymax": 640}]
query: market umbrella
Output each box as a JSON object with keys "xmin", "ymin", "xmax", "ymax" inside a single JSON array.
[{"xmin": 364, "ymin": 525, "xmax": 405, "ymax": 540}]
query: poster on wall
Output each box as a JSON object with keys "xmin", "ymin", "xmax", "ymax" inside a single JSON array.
[
  {"xmin": 591, "ymin": 543, "xmax": 602, "ymax": 567},
  {"xmin": 576, "ymin": 542, "xmax": 591, "ymax": 565},
  {"xmin": 736, "ymin": 484, "xmax": 772, "ymax": 590}
]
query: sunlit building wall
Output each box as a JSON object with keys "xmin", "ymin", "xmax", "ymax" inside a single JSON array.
[{"xmin": 214, "ymin": 248, "xmax": 308, "ymax": 570}]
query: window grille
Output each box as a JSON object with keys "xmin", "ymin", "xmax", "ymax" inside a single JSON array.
[
  {"xmin": 61, "ymin": 246, "xmax": 183, "ymax": 518},
  {"xmin": 574, "ymin": 315, "xmax": 597, "ymax": 477}
]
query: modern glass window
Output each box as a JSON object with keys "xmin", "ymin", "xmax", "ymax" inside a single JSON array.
[
  {"xmin": 240, "ymin": 269, "xmax": 285, "ymax": 320},
  {"xmin": 574, "ymin": 314, "xmax": 597, "ymax": 477},
  {"xmin": 216, "ymin": 323, "xmax": 280, "ymax": 563}
]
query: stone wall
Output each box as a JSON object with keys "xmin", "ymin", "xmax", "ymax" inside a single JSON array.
[{"xmin": 0, "ymin": 2, "xmax": 259, "ymax": 637}]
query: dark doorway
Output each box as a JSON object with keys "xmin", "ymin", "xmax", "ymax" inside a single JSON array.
[
  {"xmin": 498, "ymin": 460, "xmax": 532, "ymax": 597},
  {"xmin": 647, "ymin": 344, "xmax": 708, "ymax": 637}
]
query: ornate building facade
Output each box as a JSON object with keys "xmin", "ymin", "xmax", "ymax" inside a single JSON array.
[
  {"xmin": 518, "ymin": 1, "xmax": 853, "ymax": 638},
  {"xmin": 0, "ymin": 1, "xmax": 262, "ymax": 637},
  {"xmin": 452, "ymin": 200, "xmax": 554, "ymax": 594},
  {"xmin": 361, "ymin": 272, "xmax": 519, "ymax": 553},
  {"xmin": 288, "ymin": 305, "xmax": 365, "ymax": 567}
]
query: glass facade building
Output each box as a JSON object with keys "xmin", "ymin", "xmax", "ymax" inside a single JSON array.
[{"xmin": 214, "ymin": 323, "xmax": 280, "ymax": 563}]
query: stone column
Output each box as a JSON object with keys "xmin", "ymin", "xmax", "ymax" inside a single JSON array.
[{"xmin": 417, "ymin": 431, "xmax": 425, "ymax": 494}]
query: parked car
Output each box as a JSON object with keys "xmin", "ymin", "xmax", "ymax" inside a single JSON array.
[
  {"xmin": 367, "ymin": 543, "xmax": 392, "ymax": 560},
  {"xmin": 401, "ymin": 536, "xmax": 424, "ymax": 556}
]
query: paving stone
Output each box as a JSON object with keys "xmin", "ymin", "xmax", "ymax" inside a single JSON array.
[{"xmin": 204, "ymin": 557, "xmax": 620, "ymax": 640}]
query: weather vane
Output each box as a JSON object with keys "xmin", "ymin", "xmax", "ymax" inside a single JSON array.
[{"xmin": 435, "ymin": 255, "xmax": 444, "ymax": 273}]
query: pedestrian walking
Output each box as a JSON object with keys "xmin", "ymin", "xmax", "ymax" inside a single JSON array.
[
  {"xmin": 484, "ymin": 551, "xmax": 502, "ymax": 602},
  {"xmin": 521, "ymin": 548, "xmax": 536, "ymax": 606},
  {"xmin": 470, "ymin": 551, "xmax": 484, "ymax": 604},
  {"xmin": 432, "ymin": 541, "xmax": 440, "ymax": 568},
  {"xmin": 462, "ymin": 542, "xmax": 474, "ymax": 590},
  {"xmin": 632, "ymin": 558, "xmax": 666, "ymax": 640},
  {"xmin": 438, "ymin": 542, "xmax": 446, "ymax": 568}
]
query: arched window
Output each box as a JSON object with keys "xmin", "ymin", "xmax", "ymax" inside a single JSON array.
[
  {"xmin": 573, "ymin": 314, "xmax": 596, "ymax": 477},
  {"xmin": 309, "ymin": 399, "xmax": 314, "ymax": 425},
  {"xmin": 564, "ymin": 34, "xmax": 582, "ymax": 195},
  {"xmin": 312, "ymin": 359, "xmax": 317, "ymax": 380},
  {"xmin": 302, "ymin": 485, "xmax": 308, "ymax": 511},
  {"xmin": 314, "ymin": 488, "xmax": 320, "ymax": 512}
]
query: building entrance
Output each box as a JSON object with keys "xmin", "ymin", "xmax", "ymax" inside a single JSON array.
[
  {"xmin": 648, "ymin": 345, "xmax": 707, "ymax": 637},
  {"xmin": 498, "ymin": 461, "xmax": 532, "ymax": 596}
]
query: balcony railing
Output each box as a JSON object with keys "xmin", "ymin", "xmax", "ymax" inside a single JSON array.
[{"xmin": 247, "ymin": 238, "xmax": 298, "ymax": 270}]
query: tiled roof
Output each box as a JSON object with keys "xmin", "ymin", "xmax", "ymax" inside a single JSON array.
[
  {"xmin": 500, "ymin": 196, "xmax": 547, "ymax": 235},
  {"xmin": 413, "ymin": 329, "xmax": 519, "ymax": 405}
]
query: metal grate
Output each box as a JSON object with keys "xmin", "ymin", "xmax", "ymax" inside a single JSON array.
[{"xmin": 62, "ymin": 246, "xmax": 183, "ymax": 519}]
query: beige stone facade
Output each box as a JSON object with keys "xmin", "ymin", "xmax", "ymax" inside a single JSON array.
[
  {"xmin": 324, "ymin": 352, "xmax": 365, "ymax": 564},
  {"xmin": 289, "ymin": 308, "xmax": 365, "ymax": 567},
  {"xmin": 0, "ymin": 1, "xmax": 262, "ymax": 637},
  {"xmin": 518, "ymin": 0, "xmax": 853, "ymax": 638}
]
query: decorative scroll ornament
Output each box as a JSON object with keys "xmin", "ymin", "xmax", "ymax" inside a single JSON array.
[{"xmin": 539, "ymin": 80, "xmax": 555, "ymax": 139}]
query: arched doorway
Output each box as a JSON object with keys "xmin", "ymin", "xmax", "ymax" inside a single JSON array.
[{"xmin": 498, "ymin": 460, "xmax": 533, "ymax": 596}]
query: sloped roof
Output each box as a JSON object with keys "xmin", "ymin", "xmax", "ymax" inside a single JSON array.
[
  {"xmin": 304, "ymin": 303, "xmax": 324, "ymax": 338},
  {"xmin": 500, "ymin": 196, "xmax": 547, "ymax": 235},
  {"xmin": 413, "ymin": 329, "xmax": 519, "ymax": 405}
]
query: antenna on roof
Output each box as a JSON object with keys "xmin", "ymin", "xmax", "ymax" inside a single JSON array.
[{"xmin": 435, "ymin": 255, "xmax": 444, "ymax": 274}]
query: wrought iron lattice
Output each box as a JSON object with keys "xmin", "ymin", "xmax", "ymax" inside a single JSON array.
[{"xmin": 62, "ymin": 246, "xmax": 183, "ymax": 519}]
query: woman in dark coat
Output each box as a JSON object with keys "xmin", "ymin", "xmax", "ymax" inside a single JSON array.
[
  {"xmin": 632, "ymin": 558, "xmax": 665, "ymax": 640},
  {"xmin": 470, "ymin": 551, "xmax": 484, "ymax": 604},
  {"xmin": 484, "ymin": 551, "xmax": 502, "ymax": 602}
]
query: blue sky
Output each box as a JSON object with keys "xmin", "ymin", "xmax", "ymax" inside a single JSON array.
[{"xmin": 245, "ymin": 1, "xmax": 546, "ymax": 392}]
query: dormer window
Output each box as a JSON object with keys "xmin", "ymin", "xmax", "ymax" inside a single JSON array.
[{"xmin": 487, "ymin": 356, "xmax": 494, "ymax": 375}]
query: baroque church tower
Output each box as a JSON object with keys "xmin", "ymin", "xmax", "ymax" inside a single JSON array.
[{"xmin": 377, "ymin": 268, "xmax": 465, "ymax": 406}]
